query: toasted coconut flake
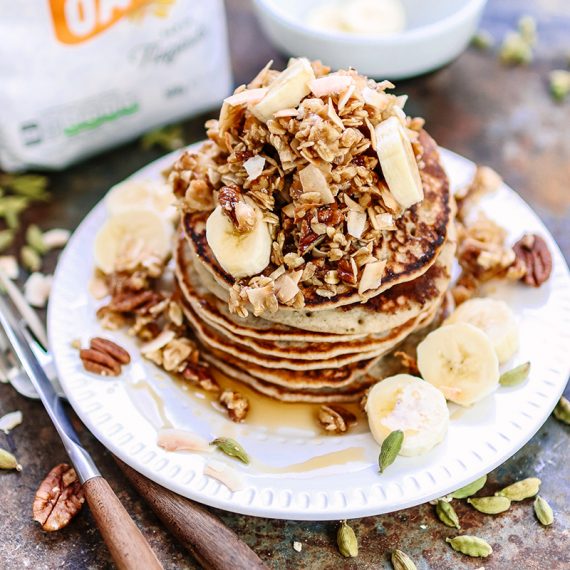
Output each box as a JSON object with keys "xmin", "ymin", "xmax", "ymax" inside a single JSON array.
[
  {"xmin": 309, "ymin": 75, "xmax": 353, "ymax": 97},
  {"xmin": 358, "ymin": 259, "xmax": 387, "ymax": 294},
  {"xmin": 376, "ymin": 212, "xmax": 396, "ymax": 230},
  {"xmin": 42, "ymin": 229, "xmax": 71, "ymax": 249},
  {"xmin": 327, "ymin": 98, "xmax": 345, "ymax": 130},
  {"xmin": 0, "ymin": 256, "xmax": 18, "ymax": 280},
  {"xmin": 299, "ymin": 164, "xmax": 334, "ymax": 204},
  {"xmin": 338, "ymin": 84, "xmax": 355, "ymax": 111},
  {"xmin": 24, "ymin": 273, "xmax": 53, "ymax": 308},
  {"xmin": 282, "ymin": 203, "xmax": 296, "ymax": 218},
  {"xmin": 243, "ymin": 155, "xmax": 266, "ymax": 181},
  {"xmin": 204, "ymin": 459, "xmax": 245, "ymax": 492},
  {"xmin": 395, "ymin": 94, "xmax": 408, "ymax": 109},
  {"xmin": 157, "ymin": 428, "xmax": 210, "ymax": 452},
  {"xmin": 219, "ymin": 88, "xmax": 268, "ymax": 133},
  {"xmin": 0, "ymin": 410, "xmax": 23, "ymax": 434},
  {"xmin": 234, "ymin": 201, "xmax": 257, "ymax": 232},
  {"xmin": 362, "ymin": 86, "xmax": 390, "ymax": 110},
  {"xmin": 88, "ymin": 274, "xmax": 109, "ymax": 299},
  {"xmin": 141, "ymin": 329, "xmax": 176, "ymax": 355},
  {"xmin": 275, "ymin": 270, "xmax": 302, "ymax": 303},
  {"xmin": 344, "ymin": 194, "xmax": 365, "ymax": 213},
  {"xmin": 347, "ymin": 211, "xmax": 367, "ymax": 239},
  {"xmin": 273, "ymin": 108, "xmax": 299, "ymax": 118}
]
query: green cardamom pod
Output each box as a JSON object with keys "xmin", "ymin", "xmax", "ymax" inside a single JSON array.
[
  {"xmin": 534, "ymin": 496, "xmax": 554, "ymax": 526},
  {"xmin": 26, "ymin": 224, "xmax": 48, "ymax": 254},
  {"xmin": 468, "ymin": 495, "xmax": 511, "ymax": 514},
  {"xmin": 0, "ymin": 448, "xmax": 22, "ymax": 471},
  {"xmin": 391, "ymin": 548, "xmax": 417, "ymax": 570},
  {"xmin": 495, "ymin": 477, "xmax": 541, "ymax": 501},
  {"xmin": 21, "ymin": 245, "xmax": 41, "ymax": 272},
  {"xmin": 450, "ymin": 474, "xmax": 487, "ymax": 499},
  {"xmin": 141, "ymin": 125, "xmax": 184, "ymax": 152},
  {"xmin": 435, "ymin": 499, "xmax": 460, "ymax": 529},
  {"xmin": 446, "ymin": 535, "xmax": 493, "ymax": 558},
  {"xmin": 499, "ymin": 361, "xmax": 530, "ymax": 386},
  {"xmin": 379, "ymin": 430, "xmax": 404, "ymax": 473},
  {"xmin": 337, "ymin": 520, "xmax": 358, "ymax": 558},
  {"xmin": 210, "ymin": 437, "xmax": 250, "ymax": 464},
  {"xmin": 553, "ymin": 396, "xmax": 570, "ymax": 425},
  {"xmin": 0, "ymin": 229, "xmax": 14, "ymax": 253},
  {"xmin": 6, "ymin": 174, "xmax": 49, "ymax": 200}
]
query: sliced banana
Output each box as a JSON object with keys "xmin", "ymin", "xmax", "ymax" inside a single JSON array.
[
  {"xmin": 94, "ymin": 210, "xmax": 174, "ymax": 274},
  {"xmin": 106, "ymin": 179, "xmax": 178, "ymax": 222},
  {"xmin": 344, "ymin": 0, "xmax": 406, "ymax": 35},
  {"xmin": 251, "ymin": 58, "xmax": 315, "ymax": 123},
  {"xmin": 205, "ymin": 204, "xmax": 272, "ymax": 279},
  {"xmin": 375, "ymin": 116, "xmax": 423, "ymax": 209},
  {"xmin": 307, "ymin": 3, "xmax": 349, "ymax": 32},
  {"xmin": 417, "ymin": 323, "xmax": 500, "ymax": 407},
  {"xmin": 444, "ymin": 298, "xmax": 519, "ymax": 364},
  {"xmin": 366, "ymin": 374, "xmax": 449, "ymax": 457}
]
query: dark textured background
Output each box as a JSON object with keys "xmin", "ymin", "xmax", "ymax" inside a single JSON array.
[{"xmin": 1, "ymin": 0, "xmax": 569, "ymax": 568}]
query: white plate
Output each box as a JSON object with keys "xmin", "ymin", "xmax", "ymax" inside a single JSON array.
[{"xmin": 48, "ymin": 146, "xmax": 570, "ymax": 521}]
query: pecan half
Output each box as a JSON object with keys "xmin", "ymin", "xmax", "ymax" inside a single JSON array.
[
  {"xmin": 317, "ymin": 405, "xmax": 357, "ymax": 434},
  {"xmin": 512, "ymin": 233, "xmax": 552, "ymax": 287},
  {"xmin": 219, "ymin": 389, "xmax": 249, "ymax": 422},
  {"xmin": 33, "ymin": 464, "xmax": 85, "ymax": 532},
  {"xmin": 110, "ymin": 290, "xmax": 162, "ymax": 313},
  {"xmin": 80, "ymin": 337, "xmax": 131, "ymax": 376}
]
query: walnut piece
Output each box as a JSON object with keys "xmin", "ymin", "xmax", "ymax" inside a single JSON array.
[
  {"xmin": 393, "ymin": 351, "xmax": 419, "ymax": 375},
  {"xmin": 80, "ymin": 337, "xmax": 130, "ymax": 377},
  {"xmin": 512, "ymin": 233, "xmax": 552, "ymax": 287},
  {"xmin": 219, "ymin": 389, "xmax": 249, "ymax": 422},
  {"xmin": 182, "ymin": 363, "xmax": 220, "ymax": 392},
  {"xmin": 32, "ymin": 464, "xmax": 85, "ymax": 532},
  {"xmin": 317, "ymin": 405, "xmax": 357, "ymax": 434}
]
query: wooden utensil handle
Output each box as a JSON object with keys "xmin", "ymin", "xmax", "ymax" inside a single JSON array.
[
  {"xmin": 83, "ymin": 476, "xmax": 164, "ymax": 570},
  {"xmin": 116, "ymin": 459, "xmax": 267, "ymax": 570}
]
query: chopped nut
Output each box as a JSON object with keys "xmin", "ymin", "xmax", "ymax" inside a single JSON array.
[
  {"xmin": 42, "ymin": 228, "xmax": 71, "ymax": 250},
  {"xmin": 162, "ymin": 337, "xmax": 195, "ymax": 372},
  {"xmin": 219, "ymin": 389, "xmax": 249, "ymax": 422},
  {"xmin": 317, "ymin": 405, "xmax": 357, "ymax": 434},
  {"xmin": 182, "ymin": 363, "xmax": 220, "ymax": 392},
  {"xmin": 394, "ymin": 351, "xmax": 419, "ymax": 375},
  {"xmin": 512, "ymin": 233, "xmax": 552, "ymax": 287},
  {"xmin": 293, "ymin": 541, "xmax": 303, "ymax": 552},
  {"xmin": 32, "ymin": 464, "xmax": 85, "ymax": 532}
]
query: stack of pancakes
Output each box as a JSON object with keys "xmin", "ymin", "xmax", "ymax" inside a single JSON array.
[{"xmin": 174, "ymin": 133, "xmax": 456, "ymax": 402}]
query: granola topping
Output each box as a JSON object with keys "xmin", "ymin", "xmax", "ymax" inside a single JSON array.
[{"xmin": 170, "ymin": 60, "xmax": 428, "ymax": 316}]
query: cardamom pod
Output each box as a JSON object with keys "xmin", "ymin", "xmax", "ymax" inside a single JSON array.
[
  {"xmin": 499, "ymin": 361, "xmax": 530, "ymax": 387},
  {"xmin": 379, "ymin": 430, "xmax": 404, "ymax": 473},
  {"xmin": 391, "ymin": 548, "xmax": 417, "ymax": 570},
  {"xmin": 446, "ymin": 535, "xmax": 493, "ymax": 558},
  {"xmin": 450, "ymin": 474, "xmax": 487, "ymax": 499},
  {"xmin": 534, "ymin": 496, "xmax": 554, "ymax": 526},
  {"xmin": 21, "ymin": 245, "xmax": 41, "ymax": 272},
  {"xmin": 26, "ymin": 224, "xmax": 48, "ymax": 254},
  {"xmin": 495, "ymin": 477, "xmax": 541, "ymax": 501},
  {"xmin": 435, "ymin": 499, "xmax": 460, "ymax": 529},
  {"xmin": 5, "ymin": 174, "xmax": 49, "ymax": 200},
  {"xmin": 141, "ymin": 125, "xmax": 184, "ymax": 151},
  {"xmin": 0, "ymin": 229, "xmax": 14, "ymax": 253},
  {"xmin": 553, "ymin": 396, "xmax": 570, "ymax": 425},
  {"xmin": 468, "ymin": 495, "xmax": 511, "ymax": 514},
  {"xmin": 337, "ymin": 520, "xmax": 358, "ymax": 558},
  {"xmin": 210, "ymin": 437, "xmax": 250, "ymax": 464},
  {"xmin": 0, "ymin": 448, "xmax": 22, "ymax": 471}
]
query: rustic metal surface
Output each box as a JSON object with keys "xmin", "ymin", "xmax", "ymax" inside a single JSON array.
[{"xmin": 1, "ymin": 0, "xmax": 569, "ymax": 568}]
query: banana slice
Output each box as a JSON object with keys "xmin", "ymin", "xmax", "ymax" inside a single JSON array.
[
  {"xmin": 307, "ymin": 3, "xmax": 349, "ymax": 32},
  {"xmin": 205, "ymin": 204, "xmax": 272, "ymax": 278},
  {"xmin": 444, "ymin": 298, "xmax": 519, "ymax": 364},
  {"xmin": 375, "ymin": 116, "xmax": 423, "ymax": 209},
  {"xmin": 94, "ymin": 210, "xmax": 174, "ymax": 274},
  {"xmin": 366, "ymin": 374, "xmax": 449, "ymax": 456},
  {"xmin": 344, "ymin": 0, "xmax": 406, "ymax": 35},
  {"xmin": 251, "ymin": 58, "xmax": 315, "ymax": 123},
  {"xmin": 106, "ymin": 179, "xmax": 178, "ymax": 222},
  {"xmin": 417, "ymin": 323, "xmax": 500, "ymax": 407}
]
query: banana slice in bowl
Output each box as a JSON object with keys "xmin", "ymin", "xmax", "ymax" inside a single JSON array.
[
  {"xmin": 444, "ymin": 298, "xmax": 519, "ymax": 364},
  {"xmin": 365, "ymin": 374, "xmax": 449, "ymax": 457},
  {"xmin": 417, "ymin": 323, "xmax": 500, "ymax": 407}
]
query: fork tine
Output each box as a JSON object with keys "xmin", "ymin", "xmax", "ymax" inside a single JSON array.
[{"xmin": 0, "ymin": 270, "xmax": 48, "ymax": 348}]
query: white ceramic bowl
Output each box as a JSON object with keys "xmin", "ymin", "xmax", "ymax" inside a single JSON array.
[{"xmin": 252, "ymin": 0, "xmax": 487, "ymax": 79}]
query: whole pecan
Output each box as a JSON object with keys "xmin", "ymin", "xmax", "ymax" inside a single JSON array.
[
  {"xmin": 33, "ymin": 464, "xmax": 85, "ymax": 532},
  {"xmin": 80, "ymin": 337, "xmax": 131, "ymax": 376},
  {"xmin": 317, "ymin": 405, "xmax": 357, "ymax": 434},
  {"xmin": 512, "ymin": 233, "xmax": 552, "ymax": 287},
  {"xmin": 110, "ymin": 290, "xmax": 162, "ymax": 313}
]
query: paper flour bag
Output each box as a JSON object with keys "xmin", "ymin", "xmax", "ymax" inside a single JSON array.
[{"xmin": 0, "ymin": 0, "xmax": 232, "ymax": 171}]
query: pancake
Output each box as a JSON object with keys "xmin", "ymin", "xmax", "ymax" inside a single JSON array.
[
  {"xmin": 182, "ymin": 130, "xmax": 451, "ymax": 312},
  {"xmin": 176, "ymin": 225, "xmax": 456, "ymax": 336}
]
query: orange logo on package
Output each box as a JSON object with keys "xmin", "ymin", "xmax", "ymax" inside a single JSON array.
[{"xmin": 49, "ymin": 0, "xmax": 151, "ymax": 44}]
